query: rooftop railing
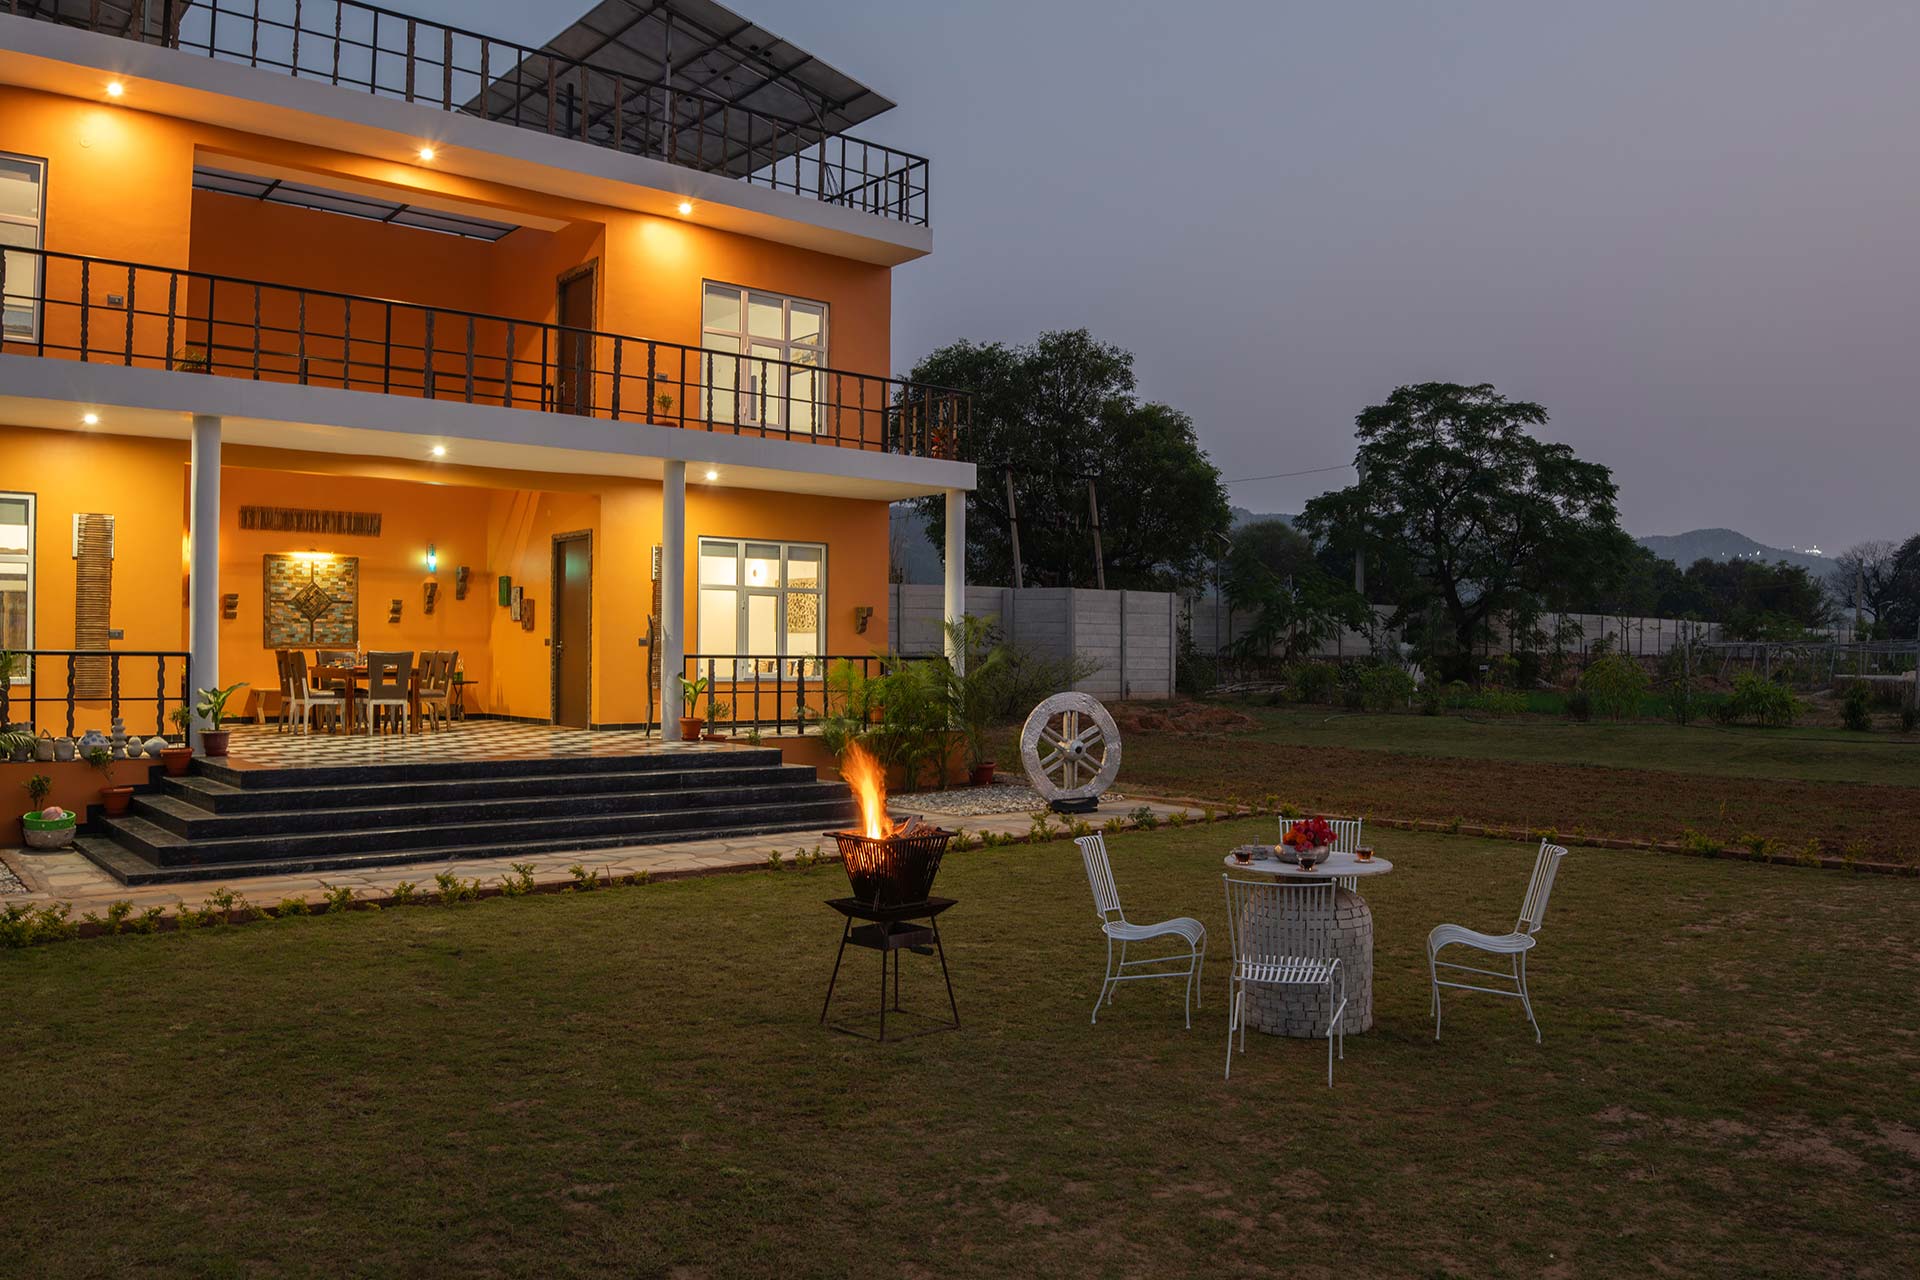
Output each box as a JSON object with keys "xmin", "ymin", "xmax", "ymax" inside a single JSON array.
[
  {"xmin": 6, "ymin": 0, "xmax": 931, "ymax": 226},
  {"xmin": 0, "ymin": 246, "xmax": 968, "ymax": 460}
]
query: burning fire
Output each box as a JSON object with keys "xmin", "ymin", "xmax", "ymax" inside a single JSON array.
[{"xmin": 841, "ymin": 741, "xmax": 894, "ymax": 839}]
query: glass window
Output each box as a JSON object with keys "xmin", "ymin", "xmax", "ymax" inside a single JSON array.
[
  {"xmin": 0, "ymin": 155, "xmax": 45, "ymax": 341},
  {"xmin": 694, "ymin": 537, "xmax": 826, "ymax": 673},
  {"xmin": 699, "ymin": 282, "xmax": 828, "ymax": 433},
  {"xmin": 0, "ymin": 493, "xmax": 32, "ymax": 667}
]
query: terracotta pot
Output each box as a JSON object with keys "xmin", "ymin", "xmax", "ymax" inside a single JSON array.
[
  {"xmin": 677, "ymin": 717, "xmax": 704, "ymax": 740},
  {"xmin": 99, "ymin": 785, "xmax": 135, "ymax": 817},
  {"xmin": 702, "ymin": 731, "xmax": 730, "ymax": 742},
  {"xmin": 200, "ymin": 730, "xmax": 231, "ymax": 757},
  {"xmin": 969, "ymin": 761, "xmax": 997, "ymax": 787},
  {"xmin": 161, "ymin": 746, "xmax": 195, "ymax": 777}
]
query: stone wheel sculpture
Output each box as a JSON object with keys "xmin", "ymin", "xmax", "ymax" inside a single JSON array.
[{"xmin": 1020, "ymin": 692, "xmax": 1121, "ymax": 812}]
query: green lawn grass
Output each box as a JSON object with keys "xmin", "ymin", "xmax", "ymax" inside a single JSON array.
[{"xmin": 4, "ymin": 822, "xmax": 1916, "ymax": 1277}]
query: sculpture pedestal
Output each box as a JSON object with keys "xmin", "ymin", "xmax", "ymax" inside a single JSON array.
[{"xmin": 1240, "ymin": 886, "xmax": 1374, "ymax": 1037}]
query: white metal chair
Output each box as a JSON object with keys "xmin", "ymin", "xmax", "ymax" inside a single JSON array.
[
  {"xmin": 1427, "ymin": 841, "xmax": 1568, "ymax": 1042},
  {"xmin": 1075, "ymin": 834, "xmax": 1207, "ymax": 1028},
  {"xmin": 1281, "ymin": 816, "xmax": 1364, "ymax": 890},
  {"xmin": 360, "ymin": 650, "xmax": 413, "ymax": 735},
  {"xmin": 1223, "ymin": 875, "xmax": 1346, "ymax": 1085},
  {"xmin": 284, "ymin": 651, "xmax": 345, "ymax": 735}
]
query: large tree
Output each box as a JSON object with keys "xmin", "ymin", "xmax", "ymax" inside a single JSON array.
[
  {"xmin": 1299, "ymin": 382, "xmax": 1632, "ymax": 654},
  {"xmin": 1828, "ymin": 539, "xmax": 1902, "ymax": 632},
  {"xmin": 909, "ymin": 330, "xmax": 1231, "ymax": 590},
  {"xmin": 1221, "ymin": 519, "xmax": 1369, "ymax": 659},
  {"xmin": 1883, "ymin": 534, "xmax": 1920, "ymax": 639}
]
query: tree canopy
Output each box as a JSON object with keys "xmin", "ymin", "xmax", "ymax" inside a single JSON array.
[
  {"xmin": 1220, "ymin": 519, "xmax": 1369, "ymax": 659},
  {"xmin": 1298, "ymin": 382, "xmax": 1633, "ymax": 654},
  {"xmin": 909, "ymin": 330, "xmax": 1231, "ymax": 590}
]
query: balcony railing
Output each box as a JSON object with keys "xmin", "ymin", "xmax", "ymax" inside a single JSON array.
[
  {"xmin": 6, "ymin": 0, "xmax": 931, "ymax": 226},
  {"xmin": 0, "ymin": 650, "xmax": 193, "ymax": 741},
  {"xmin": 0, "ymin": 247, "xmax": 968, "ymax": 459}
]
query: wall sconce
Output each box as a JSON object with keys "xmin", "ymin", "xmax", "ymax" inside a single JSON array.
[
  {"xmin": 423, "ymin": 581, "xmax": 439, "ymax": 615},
  {"xmin": 425, "ymin": 543, "xmax": 438, "ymax": 575},
  {"xmin": 389, "ymin": 598, "xmax": 403, "ymax": 623},
  {"xmin": 854, "ymin": 605, "xmax": 873, "ymax": 634},
  {"xmin": 221, "ymin": 593, "xmax": 239, "ymax": 620},
  {"xmin": 454, "ymin": 566, "xmax": 469, "ymax": 600}
]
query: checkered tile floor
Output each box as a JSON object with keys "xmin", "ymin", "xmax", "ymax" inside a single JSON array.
[{"xmin": 221, "ymin": 720, "xmax": 742, "ymax": 770}]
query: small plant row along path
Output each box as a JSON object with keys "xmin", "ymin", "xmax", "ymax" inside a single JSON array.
[
  {"xmin": 0, "ymin": 797, "xmax": 1203, "ymax": 945},
  {"xmin": 1115, "ymin": 730, "xmax": 1920, "ymax": 871}
]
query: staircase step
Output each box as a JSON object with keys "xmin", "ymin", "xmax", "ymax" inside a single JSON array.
[{"xmin": 192, "ymin": 746, "xmax": 783, "ymax": 790}]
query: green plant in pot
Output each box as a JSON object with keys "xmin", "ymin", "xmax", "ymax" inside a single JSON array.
[
  {"xmin": 940, "ymin": 616, "xmax": 1011, "ymax": 786},
  {"xmin": 676, "ymin": 674, "xmax": 710, "ymax": 740},
  {"xmin": 703, "ymin": 698, "xmax": 732, "ymax": 741},
  {"xmin": 160, "ymin": 706, "xmax": 196, "ymax": 775},
  {"xmin": 192, "ymin": 682, "xmax": 248, "ymax": 757},
  {"xmin": 85, "ymin": 746, "xmax": 135, "ymax": 818},
  {"xmin": 19, "ymin": 771, "xmax": 77, "ymax": 850}
]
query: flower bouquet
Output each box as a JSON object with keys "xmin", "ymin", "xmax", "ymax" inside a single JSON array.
[{"xmin": 1282, "ymin": 816, "xmax": 1338, "ymax": 869}]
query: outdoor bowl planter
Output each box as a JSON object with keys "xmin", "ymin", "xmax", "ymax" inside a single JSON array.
[
  {"xmin": 160, "ymin": 745, "xmax": 194, "ymax": 777},
  {"xmin": 21, "ymin": 808, "xmax": 78, "ymax": 850},
  {"xmin": 98, "ymin": 785, "xmax": 135, "ymax": 817}
]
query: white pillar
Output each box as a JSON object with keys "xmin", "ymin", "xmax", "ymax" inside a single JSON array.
[
  {"xmin": 188, "ymin": 414, "xmax": 221, "ymax": 750},
  {"xmin": 943, "ymin": 487, "xmax": 966, "ymax": 675},
  {"xmin": 660, "ymin": 460, "xmax": 686, "ymax": 740}
]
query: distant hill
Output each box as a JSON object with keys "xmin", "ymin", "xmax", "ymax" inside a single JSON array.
[{"xmin": 1636, "ymin": 528, "xmax": 1834, "ymax": 578}]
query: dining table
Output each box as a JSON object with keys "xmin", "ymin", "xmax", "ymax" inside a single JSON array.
[
  {"xmin": 312, "ymin": 662, "xmax": 424, "ymax": 732},
  {"xmin": 1223, "ymin": 848, "xmax": 1395, "ymax": 1037}
]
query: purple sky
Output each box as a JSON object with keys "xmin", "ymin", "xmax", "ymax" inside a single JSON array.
[{"xmin": 453, "ymin": 1, "xmax": 1920, "ymax": 551}]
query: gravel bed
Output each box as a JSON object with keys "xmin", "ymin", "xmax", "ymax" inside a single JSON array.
[
  {"xmin": 896, "ymin": 782, "xmax": 1125, "ymax": 818},
  {"xmin": 0, "ymin": 860, "xmax": 29, "ymax": 895}
]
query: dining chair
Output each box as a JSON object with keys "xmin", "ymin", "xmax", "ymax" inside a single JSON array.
[
  {"xmin": 1280, "ymin": 816, "xmax": 1364, "ymax": 890},
  {"xmin": 418, "ymin": 650, "xmax": 457, "ymax": 733},
  {"xmin": 314, "ymin": 650, "xmax": 354, "ymax": 699},
  {"xmin": 1223, "ymin": 875, "xmax": 1347, "ymax": 1085},
  {"xmin": 1427, "ymin": 840, "xmax": 1568, "ymax": 1042},
  {"xmin": 362, "ymin": 650, "xmax": 413, "ymax": 735},
  {"xmin": 1074, "ymin": 833, "xmax": 1206, "ymax": 1028},
  {"xmin": 272, "ymin": 649, "xmax": 295, "ymax": 733},
  {"xmin": 285, "ymin": 650, "xmax": 345, "ymax": 735}
]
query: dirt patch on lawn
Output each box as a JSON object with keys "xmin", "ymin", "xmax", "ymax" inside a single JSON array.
[{"xmin": 1109, "ymin": 701, "xmax": 1258, "ymax": 737}]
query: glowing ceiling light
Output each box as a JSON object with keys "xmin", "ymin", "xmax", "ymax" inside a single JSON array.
[
  {"xmin": 677, "ymin": 200, "xmax": 694, "ymax": 216},
  {"xmin": 430, "ymin": 444, "xmax": 447, "ymax": 458},
  {"xmin": 417, "ymin": 145, "xmax": 437, "ymax": 162},
  {"xmin": 704, "ymin": 468, "xmax": 718, "ymax": 481},
  {"xmin": 106, "ymin": 81, "xmax": 125, "ymax": 98},
  {"xmin": 82, "ymin": 412, "xmax": 100, "ymax": 425}
]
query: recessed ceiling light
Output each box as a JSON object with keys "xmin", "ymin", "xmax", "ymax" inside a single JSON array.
[
  {"xmin": 417, "ymin": 145, "xmax": 437, "ymax": 162},
  {"xmin": 82, "ymin": 412, "xmax": 100, "ymax": 425},
  {"xmin": 677, "ymin": 200, "xmax": 694, "ymax": 216},
  {"xmin": 704, "ymin": 468, "xmax": 719, "ymax": 481},
  {"xmin": 105, "ymin": 81, "xmax": 125, "ymax": 98},
  {"xmin": 430, "ymin": 444, "xmax": 447, "ymax": 458}
]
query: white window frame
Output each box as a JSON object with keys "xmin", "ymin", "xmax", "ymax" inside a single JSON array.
[
  {"xmin": 1, "ymin": 491, "xmax": 34, "ymax": 677},
  {"xmin": 699, "ymin": 281, "xmax": 828, "ymax": 432},
  {"xmin": 695, "ymin": 536, "xmax": 826, "ymax": 677},
  {"xmin": 0, "ymin": 152, "xmax": 46, "ymax": 343}
]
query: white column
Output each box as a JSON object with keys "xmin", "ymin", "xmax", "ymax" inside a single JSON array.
[
  {"xmin": 943, "ymin": 487, "xmax": 967, "ymax": 675},
  {"xmin": 660, "ymin": 460, "xmax": 687, "ymax": 741},
  {"xmin": 188, "ymin": 414, "xmax": 221, "ymax": 750}
]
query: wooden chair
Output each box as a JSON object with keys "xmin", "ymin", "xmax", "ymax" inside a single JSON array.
[
  {"xmin": 285, "ymin": 651, "xmax": 345, "ymax": 735},
  {"xmin": 418, "ymin": 650, "xmax": 458, "ymax": 733},
  {"xmin": 272, "ymin": 649, "xmax": 295, "ymax": 732},
  {"xmin": 361, "ymin": 650, "xmax": 413, "ymax": 735}
]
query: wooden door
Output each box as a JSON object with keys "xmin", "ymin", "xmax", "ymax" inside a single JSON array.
[
  {"xmin": 552, "ymin": 532, "xmax": 592, "ymax": 727},
  {"xmin": 555, "ymin": 265, "xmax": 596, "ymax": 415}
]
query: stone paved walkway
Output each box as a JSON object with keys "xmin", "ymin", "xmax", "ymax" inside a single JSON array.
[{"xmin": 1, "ymin": 796, "xmax": 1198, "ymax": 917}]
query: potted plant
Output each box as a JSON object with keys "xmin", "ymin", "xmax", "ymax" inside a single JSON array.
[
  {"xmin": 160, "ymin": 706, "xmax": 195, "ymax": 776},
  {"xmin": 192, "ymin": 681, "xmax": 248, "ymax": 757},
  {"xmin": 703, "ymin": 699, "xmax": 732, "ymax": 741},
  {"xmin": 86, "ymin": 746, "xmax": 134, "ymax": 817},
  {"xmin": 676, "ymin": 674, "xmax": 709, "ymax": 740},
  {"xmin": 19, "ymin": 772, "xmax": 78, "ymax": 850},
  {"xmin": 941, "ymin": 617, "xmax": 1010, "ymax": 787}
]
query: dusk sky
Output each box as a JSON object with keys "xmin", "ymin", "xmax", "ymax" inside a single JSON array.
[{"xmin": 452, "ymin": 1, "xmax": 1920, "ymax": 552}]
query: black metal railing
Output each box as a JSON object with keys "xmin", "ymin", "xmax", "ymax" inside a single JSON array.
[
  {"xmin": 0, "ymin": 247, "xmax": 968, "ymax": 459},
  {"xmin": 7, "ymin": 0, "xmax": 931, "ymax": 226},
  {"xmin": 0, "ymin": 650, "xmax": 193, "ymax": 740},
  {"xmin": 677, "ymin": 653, "xmax": 881, "ymax": 736}
]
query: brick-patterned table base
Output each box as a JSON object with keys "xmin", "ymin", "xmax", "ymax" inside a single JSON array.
[{"xmin": 1241, "ymin": 886, "xmax": 1373, "ymax": 1037}]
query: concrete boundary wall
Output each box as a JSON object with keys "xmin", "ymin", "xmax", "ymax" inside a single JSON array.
[{"xmin": 888, "ymin": 584, "xmax": 1177, "ymax": 699}]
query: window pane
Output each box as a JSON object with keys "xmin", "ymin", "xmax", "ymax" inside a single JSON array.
[
  {"xmin": 697, "ymin": 588, "xmax": 737, "ymax": 655},
  {"xmin": 0, "ymin": 158, "xmax": 39, "ymax": 223},
  {"xmin": 789, "ymin": 354, "xmax": 821, "ymax": 434},
  {"xmin": 789, "ymin": 302, "xmax": 824, "ymax": 346},
  {"xmin": 0, "ymin": 568, "xmax": 26, "ymax": 651},
  {"xmin": 746, "ymin": 343, "xmax": 785, "ymax": 427},
  {"xmin": 701, "ymin": 283, "xmax": 740, "ymax": 332},
  {"xmin": 745, "ymin": 593, "xmax": 778, "ymax": 654},
  {"xmin": 786, "ymin": 545, "xmax": 822, "ymax": 591},
  {"xmin": 743, "ymin": 544, "xmax": 781, "ymax": 588},
  {"xmin": 747, "ymin": 293, "xmax": 784, "ymax": 340},
  {"xmin": 700, "ymin": 336, "xmax": 738, "ymax": 424},
  {"xmin": 698, "ymin": 541, "xmax": 738, "ymax": 586}
]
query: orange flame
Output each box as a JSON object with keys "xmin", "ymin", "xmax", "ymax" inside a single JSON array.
[{"xmin": 841, "ymin": 741, "xmax": 891, "ymax": 839}]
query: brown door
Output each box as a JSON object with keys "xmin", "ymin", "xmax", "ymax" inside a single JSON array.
[
  {"xmin": 555, "ymin": 265, "xmax": 596, "ymax": 415},
  {"xmin": 552, "ymin": 533, "xmax": 592, "ymax": 726}
]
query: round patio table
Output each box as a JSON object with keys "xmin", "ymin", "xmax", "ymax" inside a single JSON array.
[{"xmin": 1221, "ymin": 851, "xmax": 1394, "ymax": 1037}]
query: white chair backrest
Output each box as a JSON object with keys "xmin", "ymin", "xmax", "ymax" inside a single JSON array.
[
  {"xmin": 1279, "ymin": 816, "xmax": 1363, "ymax": 854},
  {"xmin": 1075, "ymin": 833, "xmax": 1125, "ymax": 922},
  {"xmin": 1223, "ymin": 875, "xmax": 1336, "ymax": 965},
  {"xmin": 1517, "ymin": 841, "xmax": 1567, "ymax": 935},
  {"xmin": 287, "ymin": 650, "xmax": 315, "ymax": 699}
]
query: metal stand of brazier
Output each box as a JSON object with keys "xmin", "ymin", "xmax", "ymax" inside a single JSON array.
[{"xmin": 819, "ymin": 897, "xmax": 960, "ymax": 1041}]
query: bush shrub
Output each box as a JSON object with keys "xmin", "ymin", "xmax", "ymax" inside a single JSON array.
[
  {"xmin": 1727, "ymin": 673, "xmax": 1799, "ymax": 727},
  {"xmin": 1291, "ymin": 662, "xmax": 1339, "ymax": 705},
  {"xmin": 1580, "ymin": 654, "xmax": 1650, "ymax": 720},
  {"xmin": 1470, "ymin": 689, "xmax": 1528, "ymax": 717},
  {"xmin": 1356, "ymin": 664, "xmax": 1416, "ymax": 711},
  {"xmin": 1565, "ymin": 689, "xmax": 1592, "ymax": 722},
  {"xmin": 1842, "ymin": 682, "xmax": 1873, "ymax": 732}
]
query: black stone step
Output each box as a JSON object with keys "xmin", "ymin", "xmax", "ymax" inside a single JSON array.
[
  {"xmin": 192, "ymin": 745, "xmax": 785, "ymax": 790},
  {"xmin": 159, "ymin": 762, "xmax": 825, "ymax": 815},
  {"xmin": 104, "ymin": 793, "xmax": 856, "ymax": 867},
  {"xmin": 73, "ymin": 807, "xmax": 856, "ymax": 887},
  {"xmin": 132, "ymin": 779, "xmax": 847, "ymax": 838}
]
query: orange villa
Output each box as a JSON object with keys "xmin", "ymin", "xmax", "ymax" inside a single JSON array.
[{"xmin": 0, "ymin": 0, "xmax": 973, "ymax": 881}]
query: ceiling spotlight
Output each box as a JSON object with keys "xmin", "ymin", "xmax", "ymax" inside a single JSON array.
[
  {"xmin": 106, "ymin": 81, "xmax": 125, "ymax": 98},
  {"xmin": 704, "ymin": 468, "xmax": 718, "ymax": 481},
  {"xmin": 417, "ymin": 145, "xmax": 437, "ymax": 162},
  {"xmin": 677, "ymin": 200, "xmax": 694, "ymax": 216},
  {"xmin": 430, "ymin": 444, "xmax": 447, "ymax": 458},
  {"xmin": 82, "ymin": 412, "xmax": 100, "ymax": 425}
]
